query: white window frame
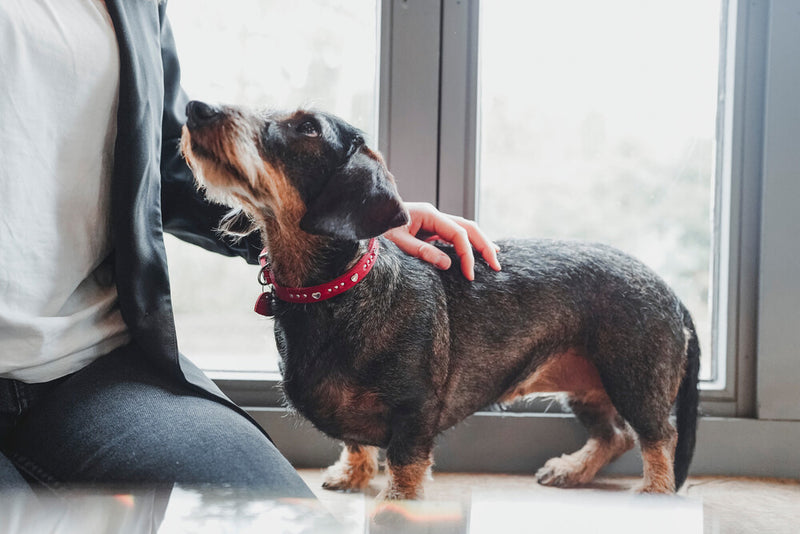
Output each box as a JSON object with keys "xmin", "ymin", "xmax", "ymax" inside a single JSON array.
[{"xmin": 219, "ymin": 0, "xmax": 800, "ymax": 478}]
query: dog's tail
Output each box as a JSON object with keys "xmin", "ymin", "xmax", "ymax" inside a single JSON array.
[{"xmin": 674, "ymin": 304, "xmax": 700, "ymax": 490}]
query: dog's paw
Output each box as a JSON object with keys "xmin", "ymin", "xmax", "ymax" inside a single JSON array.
[
  {"xmin": 322, "ymin": 463, "xmax": 373, "ymax": 493},
  {"xmin": 632, "ymin": 479, "xmax": 675, "ymax": 495},
  {"xmin": 535, "ymin": 456, "xmax": 589, "ymax": 488},
  {"xmin": 322, "ymin": 445, "xmax": 378, "ymax": 493},
  {"xmin": 321, "ymin": 475, "xmax": 367, "ymax": 493}
]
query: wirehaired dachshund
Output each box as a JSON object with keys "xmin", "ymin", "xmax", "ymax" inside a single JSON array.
[{"xmin": 180, "ymin": 101, "xmax": 700, "ymax": 499}]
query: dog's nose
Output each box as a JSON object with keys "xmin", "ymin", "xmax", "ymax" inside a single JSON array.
[{"xmin": 186, "ymin": 100, "xmax": 220, "ymax": 128}]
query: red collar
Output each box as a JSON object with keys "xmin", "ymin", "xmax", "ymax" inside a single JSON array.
[{"xmin": 255, "ymin": 238, "xmax": 379, "ymax": 316}]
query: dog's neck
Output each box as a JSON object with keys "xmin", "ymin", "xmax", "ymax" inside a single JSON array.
[{"xmin": 259, "ymin": 216, "xmax": 365, "ymax": 288}]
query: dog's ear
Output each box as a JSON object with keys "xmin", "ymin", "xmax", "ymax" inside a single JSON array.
[{"xmin": 300, "ymin": 145, "xmax": 409, "ymax": 240}]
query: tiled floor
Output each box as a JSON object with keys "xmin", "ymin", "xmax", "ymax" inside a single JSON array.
[{"xmin": 299, "ymin": 469, "xmax": 800, "ymax": 533}]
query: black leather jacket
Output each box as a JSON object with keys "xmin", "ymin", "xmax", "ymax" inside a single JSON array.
[{"xmin": 105, "ymin": 1, "xmax": 262, "ymax": 403}]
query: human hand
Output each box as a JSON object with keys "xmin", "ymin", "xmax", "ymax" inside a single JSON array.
[{"xmin": 383, "ymin": 202, "xmax": 501, "ymax": 281}]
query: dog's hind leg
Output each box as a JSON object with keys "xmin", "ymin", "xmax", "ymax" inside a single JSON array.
[
  {"xmin": 592, "ymin": 345, "xmax": 683, "ymax": 493},
  {"xmin": 322, "ymin": 442, "xmax": 379, "ymax": 493},
  {"xmin": 536, "ymin": 390, "xmax": 635, "ymax": 488},
  {"xmin": 636, "ymin": 433, "xmax": 678, "ymax": 493}
]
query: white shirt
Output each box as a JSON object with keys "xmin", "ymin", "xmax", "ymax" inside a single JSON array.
[{"xmin": 0, "ymin": 0, "xmax": 129, "ymax": 382}]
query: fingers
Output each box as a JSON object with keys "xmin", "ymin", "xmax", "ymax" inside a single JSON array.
[
  {"xmin": 450, "ymin": 226, "xmax": 477, "ymax": 281},
  {"xmin": 383, "ymin": 202, "xmax": 502, "ymax": 280},
  {"xmin": 414, "ymin": 207, "xmax": 501, "ymax": 279},
  {"xmin": 384, "ymin": 227, "xmax": 452, "ymax": 270},
  {"xmin": 448, "ymin": 216, "xmax": 502, "ymax": 274},
  {"xmin": 416, "ymin": 241, "xmax": 453, "ymax": 271}
]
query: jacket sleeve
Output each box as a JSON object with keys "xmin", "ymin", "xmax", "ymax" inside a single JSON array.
[{"xmin": 156, "ymin": 6, "xmax": 263, "ymax": 265}]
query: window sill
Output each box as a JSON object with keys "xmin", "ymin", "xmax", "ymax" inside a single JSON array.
[{"xmin": 246, "ymin": 407, "xmax": 800, "ymax": 480}]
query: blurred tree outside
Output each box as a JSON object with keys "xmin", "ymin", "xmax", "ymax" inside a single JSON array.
[{"xmin": 479, "ymin": 0, "xmax": 720, "ymax": 379}]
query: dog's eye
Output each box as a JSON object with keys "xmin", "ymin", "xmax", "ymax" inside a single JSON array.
[{"xmin": 297, "ymin": 121, "xmax": 320, "ymax": 138}]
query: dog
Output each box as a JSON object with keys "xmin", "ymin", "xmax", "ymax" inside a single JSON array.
[{"xmin": 180, "ymin": 100, "xmax": 700, "ymax": 499}]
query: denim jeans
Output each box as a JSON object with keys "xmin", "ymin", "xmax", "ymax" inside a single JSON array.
[{"xmin": 0, "ymin": 344, "xmax": 313, "ymax": 497}]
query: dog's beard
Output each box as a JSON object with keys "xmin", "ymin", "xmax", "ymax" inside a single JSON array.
[
  {"xmin": 196, "ymin": 173, "xmax": 239, "ymax": 206},
  {"xmin": 181, "ymin": 125, "xmax": 261, "ymax": 205},
  {"xmin": 182, "ymin": 145, "xmax": 253, "ymax": 210},
  {"xmin": 218, "ymin": 208, "xmax": 259, "ymax": 239}
]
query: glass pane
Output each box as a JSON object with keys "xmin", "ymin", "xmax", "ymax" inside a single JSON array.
[
  {"xmin": 478, "ymin": 1, "xmax": 721, "ymax": 380},
  {"xmin": 165, "ymin": 0, "xmax": 380, "ymax": 374}
]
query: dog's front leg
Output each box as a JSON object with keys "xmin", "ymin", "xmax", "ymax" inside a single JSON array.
[
  {"xmin": 379, "ymin": 437, "xmax": 434, "ymax": 500},
  {"xmin": 322, "ymin": 442, "xmax": 379, "ymax": 493},
  {"xmin": 381, "ymin": 455, "xmax": 432, "ymax": 500}
]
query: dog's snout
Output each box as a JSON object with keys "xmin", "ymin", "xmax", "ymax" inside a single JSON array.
[
  {"xmin": 389, "ymin": 209, "xmax": 410, "ymax": 229},
  {"xmin": 186, "ymin": 100, "xmax": 220, "ymax": 129}
]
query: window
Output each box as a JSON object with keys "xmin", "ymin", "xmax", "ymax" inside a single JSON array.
[
  {"xmin": 167, "ymin": 0, "xmax": 726, "ymax": 385},
  {"xmin": 477, "ymin": 1, "xmax": 721, "ymax": 381},
  {"xmin": 164, "ymin": 0, "xmax": 800, "ymax": 476},
  {"xmin": 165, "ymin": 0, "xmax": 380, "ymax": 375},
  {"xmin": 167, "ymin": 0, "xmax": 731, "ymax": 388}
]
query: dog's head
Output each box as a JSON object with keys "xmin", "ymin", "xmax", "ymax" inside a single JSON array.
[{"xmin": 180, "ymin": 101, "xmax": 408, "ymax": 240}]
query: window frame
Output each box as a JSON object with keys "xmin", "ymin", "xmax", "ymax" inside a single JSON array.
[
  {"xmin": 383, "ymin": 0, "xmax": 759, "ymax": 416},
  {"xmin": 212, "ymin": 0, "xmax": 800, "ymax": 477}
]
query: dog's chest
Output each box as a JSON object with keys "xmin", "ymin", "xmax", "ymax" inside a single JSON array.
[{"xmin": 284, "ymin": 375, "xmax": 392, "ymax": 447}]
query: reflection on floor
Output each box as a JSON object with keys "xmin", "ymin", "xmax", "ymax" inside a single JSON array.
[{"xmin": 299, "ymin": 469, "xmax": 800, "ymax": 534}]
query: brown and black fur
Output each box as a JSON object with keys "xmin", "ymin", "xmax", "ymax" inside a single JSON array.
[{"xmin": 180, "ymin": 101, "xmax": 700, "ymax": 499}]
